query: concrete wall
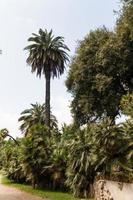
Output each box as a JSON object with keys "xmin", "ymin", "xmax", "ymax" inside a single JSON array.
[
  {"xmin": 95, "ymin": 180, "xmax": 133, "ymax": 200},
  {"xmin": 106, "ymin": 180, "xmax": 133, "ymax": 200}
]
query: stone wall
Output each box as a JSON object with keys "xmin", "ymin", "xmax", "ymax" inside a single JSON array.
[
  {"xmin": 95, "ymin": 180, "xmax": 133, "ymax": 200},
  {"xmin": 95, "ymin": 180, "xmax": 113, "ymax": 200}
]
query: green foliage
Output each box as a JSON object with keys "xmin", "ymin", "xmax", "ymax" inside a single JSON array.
[
  {"xmin": 25, "ymin": 29, "xmax": 70, "ymax": 131},
  {"xmin": 24, "ymin": 29, "xmax": 69, "ymax": 79},
  {"xmin": 0, "ymin": 118, "xmax": 133, "ymax": 198},
  {"xmin": 0, "ymin": 129, "xmax": 18, "ymax": 145},
  {"xmin": 92, "ymin": 120, "xmax": 133, "ymax": 175},
  {"xmin": 66, "ymin": 1, "xmax": 133, "ymax": 126},
  {"xmin": 0, "ymin": 139, "xmax": 25, "ymax": 182},
  {"xmin": 1, "ymin": 2, "xmax": 133, "ymax": 199},
  {"xmin": 66, "ymin": 28, "xmax": 114, "ymax": 125},
  {"xmin": 66, "ymin": 128, "xmax": 95, "ymax": 198},
  {"xmin": 22, "ymin": 124, "xmax": 52, "ymax": 188},
  {"xmin": 18, "ymin": 103, "xmax": 58, "ymax": 136},
  {"xmin": 121, "ymin": 94, "xmax": 133, "ymax": 118}
]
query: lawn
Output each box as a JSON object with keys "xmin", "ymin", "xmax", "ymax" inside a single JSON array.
[{"xmin": 1, "ymin": 176, "xmax": 93, "ymax": 200}]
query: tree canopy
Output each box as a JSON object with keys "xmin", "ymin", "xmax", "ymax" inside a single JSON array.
[{"xmin": 66, "ymin": 2, "xmax": 133, "ymax": 125}]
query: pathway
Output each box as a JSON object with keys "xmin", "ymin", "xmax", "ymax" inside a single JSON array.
[{"xmin": 0, "ymin": 176, "xmax": 47, "ymax": 200}]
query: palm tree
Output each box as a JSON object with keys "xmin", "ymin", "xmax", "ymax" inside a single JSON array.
[
  {"xmin": 0, "ymin": 128, "xmax": 19, "ymax": 145},
  {"xmin": 18, "ymin": 103, "xmax": 58, "ymax": 136},
  {"xmin": 93, "ymin": 119, "xmax": 133, "ymax": 177},
  {"xmin": 24, "ymin": 29, "xmax": 69, "ymax": 134}
]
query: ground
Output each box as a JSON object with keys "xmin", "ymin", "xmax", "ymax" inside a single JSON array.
[{"xmin": 0, "ymin": 176, "xmax": 47, "ymax": 200}]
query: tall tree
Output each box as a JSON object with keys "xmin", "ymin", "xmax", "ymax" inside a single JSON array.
[
  {"xmin": 66, "ymin": 28, "xmax": 116, "ymax": 125},
  {"xmin": 24, "ymin": 29, "xmax": 69, "ymax": 133},
  {"xmin": 66, "ymin": 14, "xmax": 133, "ymax": 126}
]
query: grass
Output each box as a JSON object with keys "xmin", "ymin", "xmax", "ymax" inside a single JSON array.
[{"xmin": 1, "ymin": 176, "xmax": 93, "ymax": 200}]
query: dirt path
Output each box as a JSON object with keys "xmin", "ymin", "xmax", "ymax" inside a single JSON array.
[{"xmin": 0, "ymin": 176, "xmax": 48, "ymax": 200}]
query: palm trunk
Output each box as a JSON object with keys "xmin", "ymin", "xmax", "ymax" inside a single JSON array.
[{"xmin": 45, "ymin": 70, "xmax": 51, "ymax": 135}]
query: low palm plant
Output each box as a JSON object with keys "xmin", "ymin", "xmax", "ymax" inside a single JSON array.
[
  {"xmin": 22, "ymin": 124, "xmax": 52, "ymax": 188},
  {"xmin": 66, "ymin": 128, "xmax": 95, "ymax": 198},
  {"xmin": 18, "ymin": 103, "xmax": 58, "ymax": 136}
]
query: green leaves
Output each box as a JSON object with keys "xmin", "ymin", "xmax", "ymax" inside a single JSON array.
[
  {"xmin": 18, "ymin": 103, "xmax": 58, "ymax": 136},
  {"xmin": 25, "ymin": 29, "xmax": 70, "ymax": 79},
  {"xmin": 65, "ymin": 128, "xmax": 95, "ymax": 198},
  {"xmin": 66, "ymin": 3, "xmax": 133, "ymax": 126}
]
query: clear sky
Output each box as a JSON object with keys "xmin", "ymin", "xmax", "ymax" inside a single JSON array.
[{"xmin": 0, "ymin": 0, "xmax": 120, "ymax": 137}]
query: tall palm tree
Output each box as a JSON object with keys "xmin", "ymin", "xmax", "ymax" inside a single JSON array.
[
  {"xmin": 18, "ymin": 103, "xmax": 58, "ymax": 136},
  {"xmin": 24, "ymin": 29, "xmax": 69, "ymax": 134}
]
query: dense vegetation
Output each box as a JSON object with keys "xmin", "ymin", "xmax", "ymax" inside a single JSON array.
[{"xmin": 0, "ymin": 0, "xmax": 133, "ymax": 199}]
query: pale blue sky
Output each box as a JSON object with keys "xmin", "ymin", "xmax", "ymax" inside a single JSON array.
[{"xmin": 0, "ymin": 0, "xmax": 120, "ymax": 137}]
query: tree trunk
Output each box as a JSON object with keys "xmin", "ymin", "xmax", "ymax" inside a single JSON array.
[
  {"xmin": 89, "ymin": 183, "xmax": 95, "ymax": 198},
  {"xmin": 45, "ymin": 70, "xmax": 51, "ymax": 135}
]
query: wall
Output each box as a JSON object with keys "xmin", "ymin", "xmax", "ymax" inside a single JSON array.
[{"xmin": 95, "ymin": 180, "xmax": 133, "ymax": 200}]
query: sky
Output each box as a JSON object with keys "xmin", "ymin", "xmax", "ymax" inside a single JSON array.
[{"xmin": 0, "ymin": 0, "xmax": 120, "ymax": 137}]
